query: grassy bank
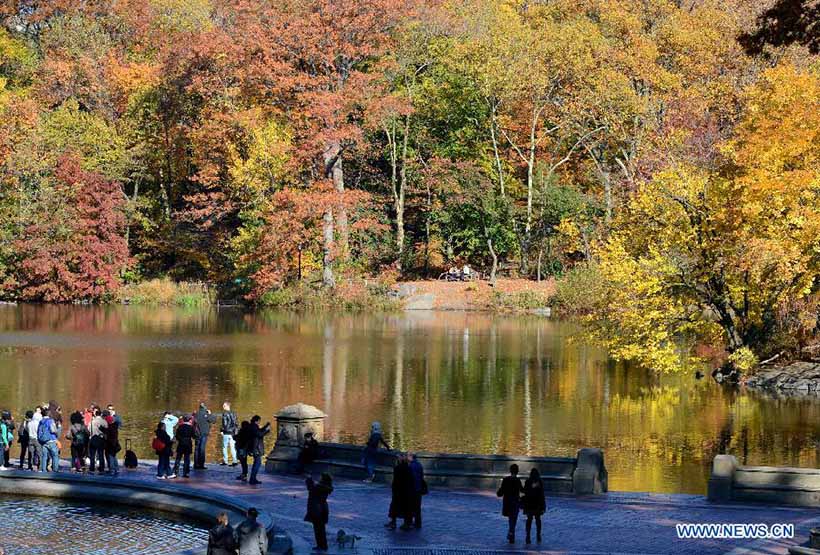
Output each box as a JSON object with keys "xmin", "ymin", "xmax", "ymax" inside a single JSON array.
[
  {"xmin": 115, "ymin": 278, "xmax": 215, "ymax": 307},
  {"xmin": 258, "ymin": 280, "xmax": 400, "ymax": 312}
]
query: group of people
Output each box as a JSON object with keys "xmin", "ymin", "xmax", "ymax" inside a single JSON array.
[
  {"xmin": 206, "ymin": 508, "xmax": 269, "ymax": 555},
  {"xmin": 153, "ymin": 402, "xmax": 271, "ymax": 485},
  {"xmin": 0, "ymin": 401, "xmax": 123, "ymax": 475}
]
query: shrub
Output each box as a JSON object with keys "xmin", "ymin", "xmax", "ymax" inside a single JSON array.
[
  {"xmin": 116, "ymin": 278, "xmax": 214, "ymax": 307},
  {"xmin": 549, "ymin": 264, "xmax": 606, "ymax": 317},
  {"xmin": 490, "ymin": 290, "xmax": 551, "ymax": 312}
]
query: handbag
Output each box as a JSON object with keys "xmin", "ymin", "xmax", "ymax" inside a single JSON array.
[{"xmin": 151, "ymin": 437, "xmax": 166, "ymax": 452}]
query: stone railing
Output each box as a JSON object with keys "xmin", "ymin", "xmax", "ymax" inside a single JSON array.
[
  {"xmin": 708, "ymin": 454, "xmax": 820, "ymax": 507},
  {"xmin": 265, "ymin": 403, "xmax": 607, "ymax": 495}
]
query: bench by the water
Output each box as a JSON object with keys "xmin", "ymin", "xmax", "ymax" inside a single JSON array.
[
  {"xmin": 709, "ymin": 454, "xmax": 820, "ymax": 507},
  {"xmin": 264, "ymin": 403, "xmax": 607, "ymax": 495}
]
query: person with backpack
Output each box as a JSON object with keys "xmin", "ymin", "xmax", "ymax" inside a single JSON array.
[
  {"xmin": 17, "ymin": 411, "xmax": 33, "ymax": 470},
  {"xmin": 0, "ymin": 410, "xmax": 15, "ymax": 469},
  {"xmin": 363, "ymin": 422, "xmax": 390, "ymax": 482},
  {"xmin": 89, "ymin": 408, "xmax": 108, "ymax": 474},
  {"xmin": 173, "ymin": 415, "xmax": 196, "ymax": 478},
  {"xmin": 194, "ymin": 403, "xmax": 217, "ymax": 470},
  {"xmin": 38, "ymin": 412, "xmax": 60, "ymax": 473},
  {"xmin": 66, "ymin": 411, "xmax": 90, "ymax": 472},
  {"xmin": 234, "ymin": 420, "xmax": 250, "ymax": 482},
  {"xmin": 27, "ymin": 407, "xmax": 42, "ymax": 471},
  {"xmin": 220, "ymin": 401, "xmax": 238, "ymax": 467},
  {"xmin": 153, "ymin": 421, "xmax": 173, "ymax": 479},
  {"xmin": 103, "ymin": 410, "xmax": 121, "ymax": 476}
]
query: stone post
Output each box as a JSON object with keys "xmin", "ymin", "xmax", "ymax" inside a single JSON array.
[
  {"xmin": 572, "ymin": 448, "xmax": 608, "ymax": 495},
  {"xmin": 265, "ymin": 403, "xmax": 327, "ymax": 474},
  {"xmin": 707, "ymin": 454, "xmax": 737, "ymax": 502}
]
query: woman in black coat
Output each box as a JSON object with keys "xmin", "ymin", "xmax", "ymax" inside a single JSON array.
[
  {"xmin": 522, "ymin": 467, "xmax": 546, "ymax": 544},
  {"xmin": 304, "ymin": 473, "xmax": 333, "ymax": 551},
  {"xmin": 497, "ymin": 464, "xmax": 523, "ymax": 543},
  {"xmin": 173, "ymin": 416, "xmax": 196, "ymax": 478},
  {"xmin": 207, "ymin": 512, "xmax": 236, "ymax": 555},
  {"xmin": 154, "ymin": 422, "xmax": 173, "ymax": 479},
  {"xmin": 386, "ymin": 454, "xmax": 415, "ymax": 530}
]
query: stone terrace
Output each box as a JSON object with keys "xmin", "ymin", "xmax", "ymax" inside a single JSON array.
[{"xmin": 43, "ymin": 461, "xmax": 820, "ymax": 555}]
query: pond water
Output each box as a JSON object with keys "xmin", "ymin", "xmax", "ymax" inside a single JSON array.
[
  {"xmin": 0, "ymin": 303, "xmax": 817, "ymax": 495},
  {"xmin": 0, "ymin": 495, "xmax": 207, "ymax": 554}
]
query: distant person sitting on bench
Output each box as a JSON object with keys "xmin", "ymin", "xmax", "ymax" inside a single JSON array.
[
  {"xmin": 462, "ymin": 264, "xmax": 472, "ymax": 280},
  {"xmin": 296, "ymin": 431, "xmax": 320, "ymax": 474}
]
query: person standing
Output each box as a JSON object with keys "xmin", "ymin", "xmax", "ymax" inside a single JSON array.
[
  {"xmin": 154, "ymin": 422, "xmax": 173, "ymax": 479},
  {"xmin": 27, "ymin": 407, "xmax": 42, "ymax": 471},
  {"xmin": 522, "ymin": 468, "xmax": 546, "ymax": 544},
  {"xmin": 37, "ymin": 411, "xmax": 59, "ymax": 473},
  {"xmin": 497, "ymin": 464, "xmax": 523, "ymax": 543},
  {"xmin": 17, "ymin": 411, "xmax": 33, "ymax": 470},
  {"xmin": 89, "ymin": 408, "xmax": 107, "ymax": 474},
  {"xmin": 173, "ymin": 415, "xmax": 196, "ymax": 478},
  {"xmin": 247, "ymin": 415, "xmax": 270, "ymax": 485},
  {"xmin": 220, "ymin": 402, "xmax": 238, "ymax": 467},
  {"xmin": 0, "ymin": 410, "xmax": 15, "ymax": 469},
  {"xmin": 103, "ymin": 410, "xmax": 120, "ymax": 476},
  {"xmin": 234, "ymin": 420, "xmax": 250, "ymax": 482},
  {"xmin": 66, "ymin": 411, "xmax": 90, "ymax": 472},
  {"xmin": 194, "ymin": 403, "xmax": 217, "ymax": 470},
  {"xmin": 106, "ymin": 404, "xmax": 123, "ymax": 428},
  {"xmin": 408, "ymin": 453, "xmax": 426, "ymax": 529},
  {"xmin": 386, "ymin": 454, "xmax": 414, "ymax": 531},
  {"xmin": 304, "ymin": 473, "xmax": 333, "ymax": 552},
  {"xmin": 236, "ymin": 507, "xmax": 268, "ymax": 555},
  {"xmin": 296, "ymin": 432, "xmax": 320, "ymax": 474},
  {"xmin": 207, "ymin": 512, "xmax": 236, "ymax": 555},
  {"xmin": 162, "ymin": 412, "xmax": 179, "ymax": 440},
  {"xmin": 363, "ymin": 422, "xmax": 390, "ymax": 482}
]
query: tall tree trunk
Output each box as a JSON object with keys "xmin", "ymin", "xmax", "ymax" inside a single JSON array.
[
  {"xmin": 325, "ymin": 140, "xmax": 348, "ymax": 260},
  {"xmin": 322, "ymin": 144, "xmax": 341, "ymax": 288},
  {"xmin": 397, "ymin": 113, "xmax": 410, "ymax": 264},
  {"xmin": 487, "ymin": 237, "xmax": 498, "ymax": 287}
]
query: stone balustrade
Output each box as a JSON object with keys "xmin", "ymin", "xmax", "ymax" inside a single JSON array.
[
  {"xmin": 265, "ymin": 403, "xmax": 607, "ymax": 495},
  {"xmin": 709, "ymin": 454, "xmax": 820, "ymax": 507}
]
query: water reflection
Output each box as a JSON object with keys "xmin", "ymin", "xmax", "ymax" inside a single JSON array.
[{"xmin": 0, "ymin": 304, "xmax": 818, "ymax": 494}]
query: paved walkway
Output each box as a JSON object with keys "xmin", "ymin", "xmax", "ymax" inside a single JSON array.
[{"xmin": 47, "ymin": 460, "xmax": 818, "ymax": 555}]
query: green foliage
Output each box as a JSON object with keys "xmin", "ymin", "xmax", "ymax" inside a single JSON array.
[
  {"xmin": 257, "ymin": 281, "xmax": 400, "ymax": 312},
  {"xmin": 115, "ymin": 278, "xmax": 214, "ymax": 306},
  {"xmin": 549, "ymin": 264, "xmax": 607, "ymax": 317},
  {"xmin": 489, "ymin": 290, "xmax": 551, "ymax": 312}
]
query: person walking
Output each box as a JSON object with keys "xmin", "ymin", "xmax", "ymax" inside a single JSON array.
[
  {"xmin": 247, "ymin": 415, "xmax": 270, "ymax": 485},
  {"xmin": 220, "ymin": 402, "xmax": 238, "ymax": 467},
  {"xmin": 236, "ymin": 507, "xmax": 268, "ymax": 555},
  {"xmin": 103, "ymin": 410, "xmax": 121, "ymax": 476},
  {"xmin": 17, "ymin": 411, "xmax": 33, "ymax": 470},
  {"xmin": 154, "ymin": 421, "xmax": 173, "ymax": 479},
  {"xmin": 497, "ymin": 464, "xmax": 523, "ymax": 543},
  {"xmin": 27, "ymin": 407, "xmax": 42, "ymax": 471},
  {"xmin": 207, "ymin": 512, "xmax": 236, "ymax": 555},
  {"xmin": 66, "ymin": 411, "xmax": 90, "ymax": 472},
  {"xmin": 89, "ymin": 408, "xmax": 107, "ymax": 474},
  {"xmin": 194, "ymin": 403, "xmax": 217, "ymax": 470},
  {"xmin": 37, "ymin": 411, "xmax": 60, "ymax": 473},
  {"xmin": 408, "ymin": 453, "xmax": 426, "ymax": 529},
  {"xmin": 386, "ymin": 454, "xmax": 415, "ymax": 531},
  {"xmin": 234, "ymin": 420, "xmax": 250, "ymax": 482},
  {"xmin": 173, "ymin": 415, "xmax": 196, "ymax": 478},
  {"xmin": 522, "ymin": 467, "xmax": 546, "ymax": 544},
  {"xmin": 0, "ymin": 410, "xmax": 15, "ymax": 469},
  {"xmin": 363, "ymin": 422, "xmax": 390, "ymax": 482},
  {"xmin": 304, "ymin": 473, "xmax": 333, "ymax": 552}
]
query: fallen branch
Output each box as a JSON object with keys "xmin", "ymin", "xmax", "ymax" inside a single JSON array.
[{"xmin": 759, "ymin": 351, "xmax": 784, "ymax": 366}]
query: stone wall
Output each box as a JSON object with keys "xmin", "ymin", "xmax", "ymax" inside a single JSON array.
[{"xmin": 708, "ymin": 454, "xmax": 820, "ymax": 507}]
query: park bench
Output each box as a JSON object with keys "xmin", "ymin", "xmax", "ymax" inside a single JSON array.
[{"xmin": 709, "ymin": 454, "xmax": 820, "ymax": 507}]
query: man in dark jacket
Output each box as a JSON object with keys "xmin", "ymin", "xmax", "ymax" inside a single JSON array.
[
  {"xmin": 220, "ymin": 401, "xmax": 238, "ymax": 467},
  {"xmin": 304, "ymin": 474, "xmax": 333, "ymax": 551},
  {"xmin": 236, "ymin": 507, "xmax": 268, "ymax": 555},
  {"xmin": 195, "ymin": 403, "xmax": 217, "ymax": 470},
  {"xmin": 173, "ymin": 416, "xmax": 196, "ymax": 478},
  {"xmin": 497, "ymin": 464, "xmax": 523, "ymax": 543},
  {"xmin": 386, "ymin": 453, "xmax": 415, "ymax": 531},
  {"xmin": 408, "ymin": 453, "xmax": 426, "ymax": 529},
  {"xmin": 247, "ymin": 415, "xmax": 270, "ymax": 485}
]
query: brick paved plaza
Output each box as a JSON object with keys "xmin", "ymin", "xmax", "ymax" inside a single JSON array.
[{"xmin": 110, "ymin": 462, "xmax": 820, "ymax": 554}]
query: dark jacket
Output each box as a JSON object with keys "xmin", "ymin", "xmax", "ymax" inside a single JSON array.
[
  {"xmin": 67, "ymin": 423, "xmax": 90, "ymax": 447},
  {"xmin": 104, "ymin": 420, "xmax": 120, "ymax": 453},
  {"xmin": 248, "ymin": 422, "xmax": 271, "ymax": 457},
  {"xmin": 409, "ymin": 458, "xmax": 425, "ymax": 494},
  {"xmin": 176, "ymin": 422, "xmax": 196, "ymax": 454},
  {"xmin": 497, "ymin": 475, "xmax": 523, "ymax": 517},
  {"xmin": 221, "ymin": 411, "xmax": 238, "ymax": 435},
  {"xmin": 155, "ymin": 428, "xmax": 173, "ymax": 456},
  {"xmin": 388, "ymin": 460, "xmax": 415, "ymax": 520},
  {"xmin": 207, "ymin": 523, "xmax": 236, "ymax": 555},
  {"xmin": 196, "ymin": 407, "xmax": 217, "ymax": 437},
  {"xmin": 522, "ymin": 477, "xmax": 546, "ymax": 516},
  {"xmin": 304, "ymin": 478, "xmax": 333, "ymax": 524},
  {"xmin": 236, "ymin": 517, "xmax": 268, "ymax": 555}
]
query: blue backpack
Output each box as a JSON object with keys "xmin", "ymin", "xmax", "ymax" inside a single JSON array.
[{"xmin": 37, "ymin": 418, "xmax": 55, "ymax": 444}]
